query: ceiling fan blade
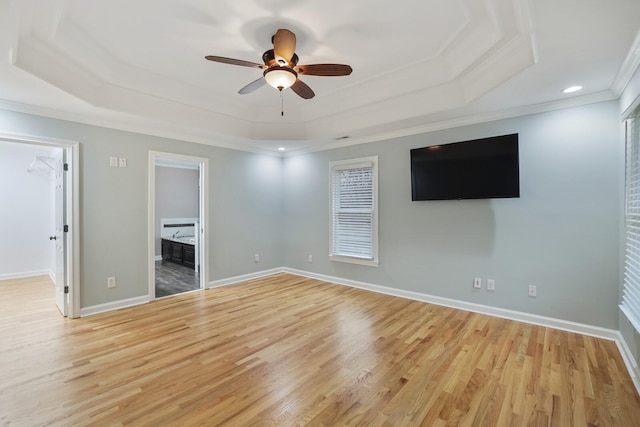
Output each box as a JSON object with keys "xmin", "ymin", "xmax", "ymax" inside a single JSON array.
[
  {"xmin": 295, "ymin": 64, "xmax": 353, "ymax": 76},
  {"xmin": 273, "ymin": 29, "xmax": 296, "ymax": 65},
  {"xmin": 205, "ymin": 55, "xmax": 265, "ymax": 69},
  {"xmin": 238, "ymin": 77, "xmax": 266, "ymax": 94},
  {"xmin": 291, "ymin": 79, "xmax": 315, "ymax": 99}
]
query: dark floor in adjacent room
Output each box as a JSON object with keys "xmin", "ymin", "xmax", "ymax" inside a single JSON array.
[{"xmin": 155, "ymin": 260, "xmax": 200, "ymax": 298}]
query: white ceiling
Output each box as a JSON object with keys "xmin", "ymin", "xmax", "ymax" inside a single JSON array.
[{"xmin": 0, "ymin": 0, "xmax": 639, "ymax": 155}]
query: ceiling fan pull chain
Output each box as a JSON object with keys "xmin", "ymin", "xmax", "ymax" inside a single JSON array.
[{"xmin": 281, "ymin": 91, "xmax": 284, "ymax": 117}]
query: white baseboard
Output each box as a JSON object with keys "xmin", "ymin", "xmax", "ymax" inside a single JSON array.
[
  {"xmin": 282, "ymin": 268, "xmax": 620, "ymax": 341},
  {"xmin": 80, "ymin": 295, "xmax": 150, "ymax": 317},
  {"xmin": 615, "ymin": 331, "xmax": 640, "ymax": 394},
  {"xmin": 283, "ymin": 267, "xmax": 640, "ymax": 395},
  {"xmin": 71, "ymin": 266, "xmax": 640, "ymax": 395},
  {"xmin": 79, "ymin": 268, "xmax": 284, "ymax": 317},
  {"xmin": 154, "ymin": 255, "xmax": 162, "ymax": 262},
  {"xmin": 0, "ymin": 270, "xmax": 52, "ymax": 281},
  {"xmin": 208, "ymin": 268, "xmax": 285, "ymax": 289}
]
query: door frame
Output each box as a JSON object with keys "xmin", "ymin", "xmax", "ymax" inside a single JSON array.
[
  {"xmin": 148, "ymin": 151, "xmax": 209, "ymax": 299},
  {"xmin": 0, "ymin": 131, "xmax": 80, "ymax": 318}
]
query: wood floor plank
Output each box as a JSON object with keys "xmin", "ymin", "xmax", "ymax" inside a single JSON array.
[{"xmin": 1, "ymin": 273, "xmax": 639, "ymax": 426}]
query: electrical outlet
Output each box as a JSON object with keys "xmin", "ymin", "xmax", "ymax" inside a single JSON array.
[
  {"xmin": 118, "ymin": 157, "xmax": 127, "ymax": 168},
  {"xmin": 473, "ymin": 278, "xmax": 482, "ymax": 289},
  {"xmin": 487, "ymin": 279, "xmax": 495, "ymax": 291},
  {"xmin": 109, "ymin": 156, "xmax": 118, "ymax": 167},
  {"xmin": 107, "ymin": 277, "xmax": 116, "ymax": 288},
  {"xmin": 254, "ymin": 253, "xmax": 259, "ymax": 262},
  {"xmin": 528, "ymin": 285, "xmax": 537, "ymax": 297},
  {"xmin": 308, "ymin": 255, "xmax": 313, "ymax": 263}
]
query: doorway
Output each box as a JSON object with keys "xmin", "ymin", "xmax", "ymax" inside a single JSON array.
[
  {"xmin": 148, "ymin": 152, "xmax": 208, "ymax": 299},
  {"xmin": 0, "ymin": 132, "xmax": 79, "ymax": 318}
]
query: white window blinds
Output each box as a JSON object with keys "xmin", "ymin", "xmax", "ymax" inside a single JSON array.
[
  {"xmin": 329, "ymin": 157, "xmax": 379, "ymax": 266},
  {"xmin": 622, "ymin": 111, "xmax": 640, "ymax": 334}
]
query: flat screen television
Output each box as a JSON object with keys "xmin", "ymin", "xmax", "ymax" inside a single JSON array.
[{"xmin": 410, "ymin": 133, "xmax": 520, "ymax": 201}]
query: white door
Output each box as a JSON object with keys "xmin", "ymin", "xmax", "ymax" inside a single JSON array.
[{"xmin": 54, "ymin": 149, "xmax": 67, "ymax": 316}]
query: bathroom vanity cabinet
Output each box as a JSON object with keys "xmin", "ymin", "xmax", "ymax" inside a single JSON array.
[{"xmin": 161, "ymin": 238, "xmax": 195, "ymax": 268}]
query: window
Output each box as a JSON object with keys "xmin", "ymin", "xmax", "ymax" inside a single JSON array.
[
  {"xmin": 622, "ymin": 110, "xmax": 640, "ymax": 334},
  {"xmin": 329, "ymin": 156, "xmax": 379, "ymax": 266}
]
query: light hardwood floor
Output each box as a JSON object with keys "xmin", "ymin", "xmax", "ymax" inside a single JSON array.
[{"xmin": 1, "ymin": 273, "xmax": 639, "ymax": 426}]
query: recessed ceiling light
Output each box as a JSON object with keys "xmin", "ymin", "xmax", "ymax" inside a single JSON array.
[
  {"xmin": 562, "ymin": 85, "xmax": 583, "ymax": 94},
  {"xmin": 277, "ymin": 147, "xmax": 286, "ymax": 151}
]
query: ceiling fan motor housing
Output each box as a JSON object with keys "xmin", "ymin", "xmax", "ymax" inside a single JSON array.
[{"xmin": 262, "ymin": 49, "xmax": 299, "ymax": 67}]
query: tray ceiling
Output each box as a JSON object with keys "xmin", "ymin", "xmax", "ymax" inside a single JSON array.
[{"xmin": 0, "ymin": 0, "xmax": 639, "ymax": 154}]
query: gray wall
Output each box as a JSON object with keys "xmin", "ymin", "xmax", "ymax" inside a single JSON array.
[
  {"xmin": 154, "ymin": 165, "xmax": 199, "ymax": 256},
  {"xmin": 0, "ymin": 100, "xmax": 625, "ymax": 333},
  {"xmin": 0, "ymin": 109, "xmax": 284, "ymax": 308},
  {"xmin": 283, "ymin": 101, "xmax": 623, "ymax": 329}
]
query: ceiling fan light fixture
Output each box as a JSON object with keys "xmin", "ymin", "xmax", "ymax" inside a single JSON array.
[{"xmin": 264, "ymin": 67, "xmax": 297, "ymax": 91}]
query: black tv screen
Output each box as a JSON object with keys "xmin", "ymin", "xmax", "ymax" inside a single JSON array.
[{"xmin": 410, "ymin": 133, "xmax": 520, "ymax": 201}]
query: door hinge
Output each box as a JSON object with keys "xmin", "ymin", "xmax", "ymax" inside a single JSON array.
[
  {"xmin": 64, "ymin": 286, "xmax": 69, "ymax": 294},
  {"xmin": 63, "ymin": 163, "xmax": 68, "ymax": 171},
  {"xmin": 64, "ymin": 225, "xmax": 69, "ymax": 232}
]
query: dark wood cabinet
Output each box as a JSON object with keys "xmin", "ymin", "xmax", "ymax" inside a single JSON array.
[
  {"xmin": 161, "ymin": 239, "xmax": 171, "ymax": 261},
  {"xmin": 170, "ymin": 242, "xmax": 183, "ymax": 263},
  {"xmin": 162, "ymin": 239, "xmax": 195, "ymax": 268},
  {"xmin": 183, "ymin": 245, "xmax": 195, "ymax": 268}
]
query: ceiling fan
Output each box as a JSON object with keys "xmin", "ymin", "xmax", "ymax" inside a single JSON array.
[{"xmin": 205, "ymin": 29, "xmax": 352, "ymax": 99}]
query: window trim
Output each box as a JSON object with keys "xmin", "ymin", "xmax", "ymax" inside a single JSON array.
[
  {"xmin": 328, "ymin": 156, "xmax": 379, "ymax": 267},
  {"xmin": 622, "ymin": 112, "xmax": 640, "ymax": 334}
]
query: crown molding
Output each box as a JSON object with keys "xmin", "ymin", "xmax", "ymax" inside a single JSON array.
[
  {"xmin": 0, "ymin": 88, "xmax": 617, "ymax": 159},
  {"xmin": 612, "ymin": 28, "xmax": 640, "ymax": 97},
  {"xmin": 283, "ymin": 90, "xmax": 617, "ymax": 156},
  {"xmin": 0, "ymin": 98, "xmax": 282, "ymax": 157}
]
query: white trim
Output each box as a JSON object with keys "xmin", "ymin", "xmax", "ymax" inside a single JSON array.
[
  {"xmin": 622, "ymin": 94, "xmax": 640, "ymax": 122},
  {"xmin": 80, "ymin": 296, "xmax": 150, "ymax": 317},
  {"xmin": 208, "ymin": 268, "xmax": 285, "ymax": 289},
  {"xmin": 68, "ymin": 266, "xmax": 640, "ymax": 395},
  {"xmin": 329, "ymin": 156, "xmax": 379, "ymax": 266},
  {"xmin": 1, "ymin": 89, "xmax": 616, "ymax": 158},
  {"xmin": 612, "ymin": 28, "xmax": 640, "ymax": 98},
  {"xmin": 148, "ymin": 151, "xmax": 209, "ymax": 301},
  {"xmin": 328, "ymin": 255, "xmax": 379, "ymax": 267},
  {"xmin": 79, "ymin": 268, "xmax": 284, "ymax": 316},
  {"xmin": 154, "ymin": 255, "xmax": 162, "ymax": 262},
  {"xmin": 0, "ymin": 270, "xmax": 52, "ymax": 280},
  {"xmin": 0, "ymin": 100, "xmax": 279, "ymax": 157},
  {"xmin": 621, "ymin": 304, "xmax": 640, "ymax": 337},
  {"xmin": 282, "ymin": 268, "xmax": 620, "ymax": 340},
  {"xmin": 282, "ymin": 268, "xmax": 640, "ymax": 394},
  {"xmin": 64, "ymin": 266, "xmax": 640, "ymax": 396},
  {"xmin": 284, "ymin": 91, "xmax": 616, "ymax": 157},
  {"xmin": 614, "ymin": 331, "xmax": 640, "ymax": 394},
  {"xmin": 0, "ymin": 131, "xmax": 80, "ymax": 318}
]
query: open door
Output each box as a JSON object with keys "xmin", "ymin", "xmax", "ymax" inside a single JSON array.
[
  {"xmin": 53, "ymin": 149, "xmax": 67, "ymax": 316},
  {"xmin": 148, "ymin": 152, "xmax": 208, "ymax": 300},
  {"xmin": 0, "ymin": 132, "xmax": 78, "ymax": 317}
]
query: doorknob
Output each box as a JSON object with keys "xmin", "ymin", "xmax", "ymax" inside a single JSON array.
[{"xmin": 49, "ymin": 236, "xmax": 57, "ymax": 240}]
